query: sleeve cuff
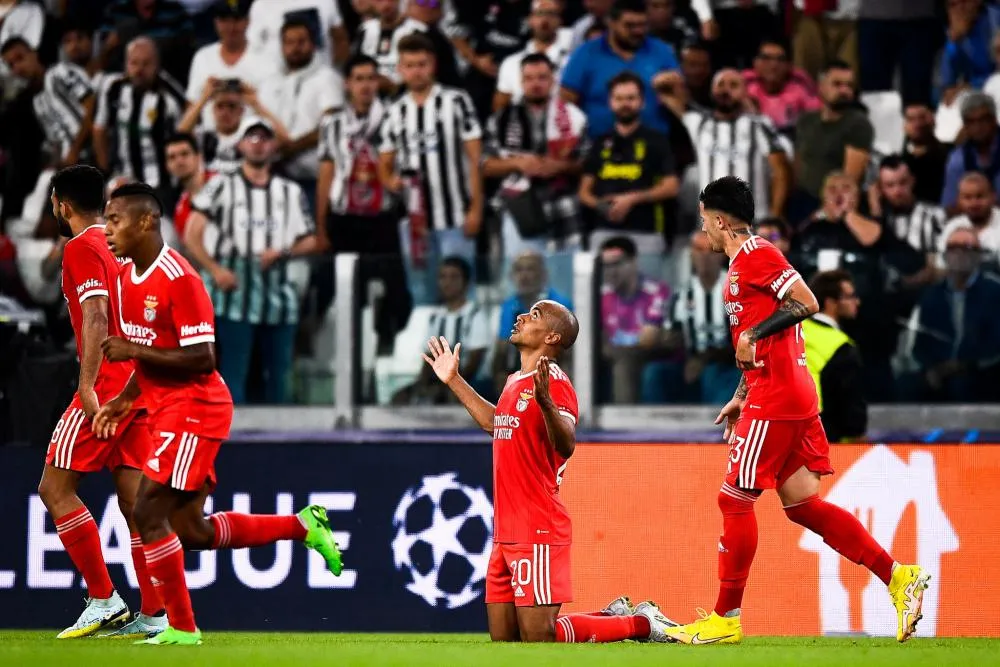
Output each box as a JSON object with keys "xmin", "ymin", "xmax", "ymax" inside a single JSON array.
[
  {"xmin": 776, "ymin": 273, "xmax": 801, "ymax": 300},
  {"xmin": 78, "ymin": 289, "xmax": 109, "ymax": 303},
  {"xmin": 557, "ymin": 409, "xmax": 577, "ymax": 424},
  {"xmin": 179, "ymin": 334, "xmax": 215, "ymax": 347}
]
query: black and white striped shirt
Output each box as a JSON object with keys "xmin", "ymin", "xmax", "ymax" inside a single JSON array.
[
  {"xmin": 354, "ymin": 17, "xmax": 427, "ymax": 84},
  {"xmin": 886, "ymin": 201, "xmax": 946, "ymax": 255},
  {"xmin": 671, "ymin": 276, "xmax": 729, "ymax": 354},
  {"xmin": 318, "ymin": 99, "xmax": 392, "ymax": 215},
  {"xmin": 426, "ymin": 300, "xmax": 492, "ymax": 352},
  {"xmin": 34, "ymin": 63, "xmax": 93, "ymax": 161},
  {"xmin": 191, "ymin": 172, "xmax": 314, "ymax": 325},
  {"xmin": 379, "ymin": 84, "xmax": 482, "ymax": 231},
  {"xmin": 94, "ymin": 73, "xmax": 187, "ymax": 189},
  {"xmin": 683, "ymin": 111, "xmax": 790, "ymax": 221}
]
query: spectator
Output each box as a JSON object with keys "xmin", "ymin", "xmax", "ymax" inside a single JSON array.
[
  {"xmin": 664, "ymin": 67, "xmax": 791, "ymax": 221},
  {"xmin": 452, "ymin": 0, "xmax": 532, "ymax": 120},
  {"xmin": 857, "ymin": 0, "xmax": 938, "ymax": 107},
  {"xmin": 791, "ymin": 60, "xmax": 873, "ymax": 223},
  {"xmin": 598, "ymin": 235, "xmax": 675, "ymax": 404},
  {"xmin": 165, "ymin": 133, "xmax": 209, "ymax": 239},
  {"xmin": 184, "ymin": 116, "xmax": 321, "ymax": 404},
  {"xmin": 60, "ymin": 20, "xmax": 107, "ymax": 92},
  {"xmin": 311, "ymin": 53, "xmax": 412, "ymax": 353},
  {"xmin": 259, "ymin": 18, "xmax": 345, "ymax": 203},
  {"xmin": 670, "ymin": 230, "xmax": 738, "ymax": 404},
  {"xmin": 941, "ymin": 0, "xmax": 1000, "ymax": 102},
  {"xmin": 493, "ymin": 0, "xmax": 573, "ymax": 111},
  {"xmin": 392, "ymin": 256, "xmax": 492, "ymax": 405},
  {"xmin": 802, "ymin": 269, "xmax": 867, "ymax": 442},
  {"xmin": 912, "ymin": 225, "xmax": 1000, "ymax": 403},
  {"xmin": 354, "ymin": 0, "xmax": 426, "ymax": 96},
  {"xmin": 754, "ymin": 216, "xmax": 790, "ymax": 254},
  {"xmin": 941, "ymin": 93, "xmax": 1000, "ymax": 213},
  {"xmin": 400, "ymin": 0, "xmax": 462, "ymax": 89},
  {"xmin": 4, "ymin": 168, "xmax": 63, "ymax": 311},
  {"xmin": 379, "ymin": 34, "xmax": 484, "ymax": 303},
  {"xmin": 939, "ymin": 172, "xmax": 1000, "ymax": 264},
  {"xmin": 99, "ymin": 0, "xmax": 194, "ymax": 83},
  {"xmin": 691, "ymin": 0, "xmax": 780, "ymax": 71},
  {"xmin": 679, "ymin": 41, "xmax": 713, "ymax": 109},
  {"xmin": 2, "ymin": 37, "xmax": 95, "ymax": 168},
  {"xmin": 186, "ymin": 0, "xmax": 276, "ymax": 130},
  {"xmin": 568, "ymin": 0, "xmax": 612, "ymax": 50},
  {"xmin": 743, "ymin": 36, "xmax": 821, "ymax": 137},
  {"xmin": 0, "ymin": 0, "xmax": 47, "ymax": 70},
  {"xmin": 792, "ymin": 0, "xmax": 859, "ymax": 82},
  {"xmin": 560, "ymin": 0, "xmax": 680, "ymax": 139},
  {"xmin": 484, "ymin": 53, "xmax": 589, "ymax": 262},
  {"xmin": 902, "ymin": 103, "xmax": 950, "ymax": 205},
  {"xmin": 579, "ymin": 71, "xmax": 680, "ymax": 255},
  {"xmin": 352, "ymin": 0, "xmax": 377, "ymax": 22},
  {"xmin": 646, "ymin": 0, "xmax": 699, "ymax": 57},
  {"xmin": 247, "ymin": 0, "xmax": 350, "ymax": 67},
  {"xmin": 491, "ymin": 250, "xmax": 573, "ymax": 391}
]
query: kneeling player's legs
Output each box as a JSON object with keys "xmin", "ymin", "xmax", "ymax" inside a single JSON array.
[{"xmin": 485, "ymin": 544, "xmax": 521, "ymax": 641}]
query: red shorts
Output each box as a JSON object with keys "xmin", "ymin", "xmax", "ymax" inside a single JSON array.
[
  {"xmin": 143, "ymin": 401, "xmax": 231, "ymax": 491},
  {"xmin": 726, "ymin": 415, "xmax": 834, "ymax": 490},
  {"xmin": 46, "ymin": 398, "xmax": 150, "ymax": 473},
  {"xmin": 485, "ymin": 543, "xmax": 572, "ymax": 607}
]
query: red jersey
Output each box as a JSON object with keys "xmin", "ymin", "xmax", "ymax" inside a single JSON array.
[
  {"xmin": 492, "ymin": 364, "xmax": 578, "ymax": 545},
  {"xmin": 117, "ymin": 245, "xmax": 232, "ymax": 436},
  {"xmin": 61, "ymin": 224, "xmax": 134, "ymax": 401},
  {"xmin": 725, "ymin": 235, "xmax": 818, "ymax": 420}
]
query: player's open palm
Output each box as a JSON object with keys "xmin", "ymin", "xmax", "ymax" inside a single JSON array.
[
  {"xmin": 715, "ymin": 398, "xmax": 743, "ymax": 442},
  {"xmin": 534, "ymin": 355, "xmax": 552, "ymax": 405},
  {"xmin": 422, "ymin": 336, "xmax": 461, "ymax": 384}
]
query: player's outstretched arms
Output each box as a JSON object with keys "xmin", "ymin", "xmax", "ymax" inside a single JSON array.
[
  {"xmin": 423, "ymin": 336, "xmax": 496, "ymax": 433},
  {"xmin": 735, "ymin": 280, "xmax": 819, "ymax": 370},
  {"xmin": 534, "ymin": 355, "xmax": 576, "ymax": 458},
  {"xmin": 102, "ymin": 336, "xmax": 216, "ymax": 375}
]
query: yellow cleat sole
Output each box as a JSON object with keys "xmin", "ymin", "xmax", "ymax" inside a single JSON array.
[
  {"xmin": 898, "ymin": 573, "xmax": 932, "ymax": 643},
  {"xmin": 56, "ymin": 610, "xmax": 129, "ymax": 639}
]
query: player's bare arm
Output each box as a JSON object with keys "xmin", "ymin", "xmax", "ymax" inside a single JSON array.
[
  {"xmin": 735, "ymin": 280, "xmax": 818, "ymax": 370},
  {"xmin": 78, "ymin": 296, "xmax": 109, "ymax": 421},
  {"xmin": 102, "ymin": 337, "xmax": 216, "ymax": 375},
  {"xmin": 423, "ymin": 336, "xmax": 496, "ymax": 432},
  {"xmin": 715, "ymin": 374, "xmax": 748, "ymax": 441},
  {"xmin": 534, "ymin": 356, "xmax": 575, "ymax": 459}
]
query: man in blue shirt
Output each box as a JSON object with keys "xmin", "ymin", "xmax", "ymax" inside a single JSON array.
[
  {"xmin": 560, "ymin": 0, "xmax": 680, "ymax": 138},
  {"xmin": 941, "ymin": 93, "xmax": 1000, "ymax": 212}
]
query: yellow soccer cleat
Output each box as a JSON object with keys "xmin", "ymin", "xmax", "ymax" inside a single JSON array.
[
  {"xmin": 663, "ymin": 608, "xmax": 742, "ymax": 645},
  {"xmin": 889, "ymin": 564, "xmax": 931, "ymax": 642}
]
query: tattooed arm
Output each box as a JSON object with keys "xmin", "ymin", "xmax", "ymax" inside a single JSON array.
[
  {"xmin": 733, "ymin": 373, "xmax": 748, "ymax": 401},
  {"xmin": 736, "ymin": 279, "xmax": 819, "ymax": 370}
]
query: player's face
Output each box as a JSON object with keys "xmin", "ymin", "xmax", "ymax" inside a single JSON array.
[
  {"xmin": 699, "ymin": 203, "xmax": 726, "ymax": 253},
  {"xmin": 399, "ymin": 51, "xmax": 435, "ymax": 91},
  {"xmin": 691, "ymin": 231, "xmax": 722, "ymax": 278},
  {"xmin": 347, "ymin": 64, "xmax": 379, "ymax": 107},
  {"xmin": 50, "ymin": 193, "xmax": 74, "ymax": 238},
  {"xmin": 282, "ymin": 26, "xmax": 316, "ymax": 70},
  {"xmin": 103, "ymin": 199, "xmax": 144, "ymax": 259},
  {"xmin": 509, "ymin": 303, "xmax": 555, "ymax": 348}
]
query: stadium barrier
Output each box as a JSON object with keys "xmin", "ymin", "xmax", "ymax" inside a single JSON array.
[{"xmin": 0, "ymin": 440, "xmax": 994, "ymax": 636}]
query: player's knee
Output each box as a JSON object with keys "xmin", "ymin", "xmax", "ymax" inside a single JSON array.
[
  {"xmin": 37, "ymin": 472, "xmax": 72, "ymax": 510},
  {"xmin": 718, "ymin": 485, "xmax": 758, "ymax": 514},
  {"xmin": 519, "ymin": 619, "xmax": 556, "ymax": 643},
  {"xmin": 173, "ymin": 515, "xmax": 214, "ymax": 550},
  {"xmin": 117, "ymin": 495, "xmax": 135, "ymax": 523}
]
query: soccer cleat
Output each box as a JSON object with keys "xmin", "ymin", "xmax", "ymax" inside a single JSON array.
[
  {"xmin": 135, "ymin": 626, "xmax": 203, "ymax": 646},
  {"xmin": 602, "ymin": 596, "xmax": 635, "ymax": 617},
  {"xmin": 98, "ymin": 612, "xmax": 168, "ymax": 638},
  {"xmin": 298, "ymin": 504, "xmax": 343, "ymax": 576},
  {"xmin": 633, "ymin": 600, "xmax": 679, "ymax": 643},
  {"xmin": 56, "ymin": 591, "xmax": 129, "ymax": 639},
  {"xmin": 889, "ymin": 564, "xmax": 931, "ymax": 642},
  {"xmin": 663, "ymin": 608, "xmax": 742, "ymax": 645}
]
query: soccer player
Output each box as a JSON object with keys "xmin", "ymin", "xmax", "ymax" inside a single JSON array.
[
  {"xmin": 423, "ymin": 301, "xmax": 676, "ymax": 643},
  {"xmin": 41, "ymin": 165, "xmax": 164, "ymax": 639},
  {"xmin": 94, "ymin": 183, "xmax": 343, "ymax": 646},
  {"xmin": 664, "ymin": 176, "xmax": 929, "ymax": 645}
]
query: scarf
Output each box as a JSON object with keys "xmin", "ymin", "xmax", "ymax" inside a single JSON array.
[{"xmin": 345, "ymin": 99, "xmax": 386, "ymax": 216}]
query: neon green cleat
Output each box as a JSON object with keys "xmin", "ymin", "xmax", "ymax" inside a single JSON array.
[
  {"xmin": 134, "ymin": 626, "xmax": 202, "ymax": 646},
  {"xmin": 299, "ymin": 504, "xmax": 343, "ymax": 576}
]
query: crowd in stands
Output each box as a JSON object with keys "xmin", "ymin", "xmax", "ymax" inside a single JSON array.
[{"xmin": 2, "ymin": 0, "xmax": 1000, "ymax": 423}]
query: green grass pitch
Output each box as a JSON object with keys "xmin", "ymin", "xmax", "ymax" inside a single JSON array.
[{"xmin": 2, "ymin": 632, "xmax": 999, "ymax": 667}]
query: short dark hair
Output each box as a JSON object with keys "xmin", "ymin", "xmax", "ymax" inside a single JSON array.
[
  {"xmin": 699, "ymin": 176, "xmax": 755, "ymax": 225},
  {"xmin": 51, "ymin": 165, "xmax": 106, "ymax": 215},
  {"xmin": 280, "ymin": 17, "xmax": 315, "ymax": 43},
  {"xmin": 599, "ymin": 235, "xmax": 638, "ymax": 259},
  {"xmin": 878, "ymin": 154, "xmax": 909, "ymax": 172},
  {"xmin": 397, "ymin": 33, "xmax": 436, "ymax": 57},
  {"xmin": 0, "ymin": 36, "xmax": 32, "ymax": 55},
  {"xmin": 109, "ymin": 182, "xmax": 164, "ymax": 216},
  {"xmin": 810, "ymin": 269, "xmax": 853, "ymax": 308},
  {"xmin": 755, "ymin": 216, "xmax": 790, "ymax": 240},
  {"xmin": 440, "ymin": 255, "xmax": 471, "ymax": 285},
  {"xmin": 60, "ymin": 19, "xmax": 94, "ymax": 40},
  {"xmin": 166, "ymin": 132, "xmax": 199, "ymax": 154},
  {"xmin": 608, "ymin": 70, "xmax": 645, "ymax": 96},
  {"xmin": 520, "ymin": 52, "xmax": 555, "ymax": 71},
  {"xmin": 344, "ymin": 53, "xmax": 378, "ymax": 78},
  {"xmin": 609, "ymin": 0, "xmax": 647, "ymax": 20},
  {"xmin": 821, "ymin": 59, "xmax": 852, "ymax": 77},
  {"xmin": 757, "ymin": 35, "xmax": 790, "ymax": 56}
]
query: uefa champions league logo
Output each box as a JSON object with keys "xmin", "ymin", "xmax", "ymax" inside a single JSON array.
[{"xmin": 391, "ymin": 473, "xmax": 493, "ymax": 609}]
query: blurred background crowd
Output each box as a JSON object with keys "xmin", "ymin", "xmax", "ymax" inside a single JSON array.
[{"xmin": 2, "ymin": 0, "xmax": 1000, "ymax": 442}]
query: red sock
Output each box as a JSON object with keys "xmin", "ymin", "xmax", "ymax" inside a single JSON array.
[
  {"xmin": 54, "ymin": 507, "xmax": 114, "ymax": 599},
  {"xmin": 555, "ymin": 613, "xmax": 651, "ymax": 643},
  {"xmin": 130, "ymin": 533, "xmax": 162, "ymax": 616},
  {"xmin": 715, "ymin": 485, "xmax": 759, "ymax": 616},
  {"xmin": 143, "ymin": 534, "xmax": 196, "ymax": 632},
  {"xmin": 209, "ymin": 513, "xmax": 307, "ymax": 549},
  {"xmin": 784, "ymin": 495, "xmax": 895, "ymax": 585}
]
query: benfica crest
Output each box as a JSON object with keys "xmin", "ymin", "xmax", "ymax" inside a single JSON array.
[
  {"xmin": 516, "ymin": 389, "xmax": 533, "ymax": 412},
  {"xmin": 143, "ymin": 295, "xmax": 158, "ymax": 322},
  {"xmin": 729, "ymin": 273, "xmax": 740, "ymax": 296}
]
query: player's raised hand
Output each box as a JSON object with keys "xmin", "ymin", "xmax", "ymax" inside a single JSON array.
[
  {"xmin": 735, "ymin": 330, "xmax": 764, "ymax": 371},
  {"xmin": 714, "ymin": 397, "xmax": 742, "ymax": 442},
  {"xmin": 422, "ymin": 336, "xmax": 461, "ymax": 384},
  {"xmin": 534, "ymin": 355, "xmax": 552, "ymax": 405}
]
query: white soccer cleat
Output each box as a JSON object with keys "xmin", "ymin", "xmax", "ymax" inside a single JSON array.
[
  {"xmin": 602, "ymin": 595, "xmax": 636, "ymax": 617},
  {"xmin": 633, "ymin": 600, "xmax": 680, "ymax": 643},
  {"xmin": 56, "ymin": 590, "xmax": 130, "ymax": 639},
  {"xmin": 98, "ymin": 612, "xmax": 168, "ymax": 638}
]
